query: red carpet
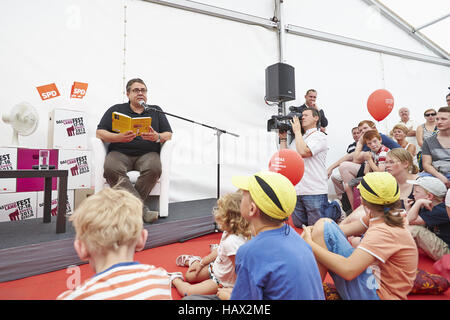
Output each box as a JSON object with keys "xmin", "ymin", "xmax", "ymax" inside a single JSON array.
[{"xmin": 0, "ymin": 221, "xmax": 448, "ymax": 300}]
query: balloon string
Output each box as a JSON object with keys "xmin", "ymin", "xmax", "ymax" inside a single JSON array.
[{"xmin": 379, "ymin": 53, "xmax": 386, "ymax": 89}]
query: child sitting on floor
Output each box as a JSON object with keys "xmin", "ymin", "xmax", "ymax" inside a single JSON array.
[
  {"xmin": 57, "ymin": 187, "xmax": 172, "ymax": 300},
  {"xmin": 230, "ymin": 171, "xmax": 325, "ymax": 300},
  {"xmin": 170, "ymin": 191, "xmax": 251, "ymax": 297},
  {"xmin": 405, "ymin": 176, "xmax": 450, "ymax": 261},
  {"xmin": 302, "ymin": 172, "xmax": 418, "ymax": 300}
]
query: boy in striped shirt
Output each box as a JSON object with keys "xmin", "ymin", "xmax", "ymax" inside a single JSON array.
[
  {"xmin": 57, "ymin": 187, "xmax": 171, "ymax": 300},
  {"xmin": 362, "ymin": 130, "xmax": 390, "ymax": 173}
]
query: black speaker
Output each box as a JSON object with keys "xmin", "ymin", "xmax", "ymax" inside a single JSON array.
[{"xmin": 265, "ymin": 63, "xmax": 295, "ymax": 103}]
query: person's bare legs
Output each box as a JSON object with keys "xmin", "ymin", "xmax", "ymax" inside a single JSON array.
[{"xmin": 172, "ymin": 264, "xmax": 219, "ymax": 297}]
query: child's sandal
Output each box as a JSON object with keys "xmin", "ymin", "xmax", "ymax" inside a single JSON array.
[{"xmin": 175, "ymin": 254, "xmax": 201, "ymax": 267}]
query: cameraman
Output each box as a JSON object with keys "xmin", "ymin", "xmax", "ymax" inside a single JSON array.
[
  {"xmin": 291, "ymin": 89, "xmax": 328, "ymax": 133},
  {"xmin": 279, "ymin": 108, "xmax": 342, "ymax": 226}
]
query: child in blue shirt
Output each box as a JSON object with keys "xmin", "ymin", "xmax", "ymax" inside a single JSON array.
[
  {"xmin": 406, "ymin": 176, "xmax": 450, "ymax": 261},
  {"xmin": 230, "ymin": 171, "xmax": 325, "ymax": 300}
]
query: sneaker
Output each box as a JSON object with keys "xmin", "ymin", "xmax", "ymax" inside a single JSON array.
[
  {"xmin": 168, "ymin": 272, "xmax": 184, "ymax": 287},
  {"xmin": 176, "ymin": 254, "xmax": 201, "ymax": 267},
  {"xmin": 143, "ymin": 207, "xmax": 158, "ymax": 224}
]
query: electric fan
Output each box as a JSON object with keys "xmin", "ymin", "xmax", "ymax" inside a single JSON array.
[{"xmin": 2, "ymin": 102, "xmax": 39, "ymax": 145}]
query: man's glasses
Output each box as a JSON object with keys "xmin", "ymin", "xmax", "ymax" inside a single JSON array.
[
  {"xmin": 131, "ymin": 88, "xmax": 147, "ymax": 94},
  {"xmin": 424, "ymin": 113, "xmax": 436, "ymax": 117}
]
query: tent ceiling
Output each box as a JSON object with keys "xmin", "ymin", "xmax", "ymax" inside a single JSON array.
[{"xmin": 379, "ymin": 0, "xmax": 450, "ymax": 54}]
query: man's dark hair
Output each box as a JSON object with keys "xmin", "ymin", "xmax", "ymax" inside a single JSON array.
[
  {"xmin": 305, "ymin": 89, "xmax": 317, "ymax": 95},
  {"xmin": 303, "ymin": 107, "xmax": 319, "ymax": 119},
  {"xmin": 302, "ymin": 107, "xmax": 320, "ymax": 131},
  {"xmin": 126, "ymin": 78, "xmax": 147, "ymax": 93},
  {"xmin": 438, "ymin": 106, "xmax": 450, "ymax": 114}
]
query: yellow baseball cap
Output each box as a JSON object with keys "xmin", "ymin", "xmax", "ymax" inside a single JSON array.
[
  {"xmin": 232, "ymin": 171, "xmax": 297, "ymax": 221},
  {"xmin": 357, "ymin": 172, "xmax": 400, "ymax": 205}
]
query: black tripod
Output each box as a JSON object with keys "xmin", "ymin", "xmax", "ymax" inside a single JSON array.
[{"xmin": 143, "ymin": 104, "xmax": 239, "ymax": 240}]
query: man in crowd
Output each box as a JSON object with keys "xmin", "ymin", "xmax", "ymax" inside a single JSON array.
[
  {"xmin": 279, "ymin": 108, "xmax": 341, "ymax": 226},
  {"xmin": 96, "ymin": 78, "xmax": 173, "ymax": 223},
  {"xmin": 394, "ymin": 107, "xmax": 417, "ymax": 147},
  {"xmin": 290, "ymin": 89, "xmax": 328, "ymax": 133},
  {"xmin": 422, "ymin": 106, "xmax": 450, "ymax": 188}
]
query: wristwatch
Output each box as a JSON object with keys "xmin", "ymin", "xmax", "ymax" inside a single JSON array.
[{"xmin": 156, "ymin": 133, "xmax": 161, "ymax": 143}]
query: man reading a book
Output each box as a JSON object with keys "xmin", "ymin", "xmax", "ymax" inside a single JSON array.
[{"xmin": 96, "ymin": 78, "xmax": 173, "ymax": 223}]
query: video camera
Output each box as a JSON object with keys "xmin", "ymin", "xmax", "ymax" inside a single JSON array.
[{"xmin": 267, "ymin": 106, "xmax": 303, "ymax": 133}]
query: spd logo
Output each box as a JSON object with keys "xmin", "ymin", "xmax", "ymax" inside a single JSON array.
[
  {"xmin": 36, "ymin": 83, "xmax": 60, "ymax": 100},
  {"xmin": 70, "ymin": 81, "xmax": 88, "ymax": 99}
]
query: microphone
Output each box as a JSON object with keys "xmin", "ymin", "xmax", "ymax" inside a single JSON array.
[{"xmin": 139, "ymin": 100, "xmax": 151, "ymax": 111}]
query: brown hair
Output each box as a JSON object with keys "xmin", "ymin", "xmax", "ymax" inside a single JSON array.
[
  {"xmin": 361, "ymin": 199, "xmax": 404, "ymax": 228},
  {"xmin": 438, "ymin": 106, "xmax": 450, "ymax": 114},
  {"xmin": 305, "ymin": 89, "xmax": 317, "ymax": 95},
  {"xmin": 358, "ymin": 120, "xmax": 376, "ymax": 128},
  {"xmin": 213, "ymin": 192, "xmax": 251, "ymax": 240},
  {"xmin": 363, "ymin": 129, "xmax": 381, "ymax": 142}
]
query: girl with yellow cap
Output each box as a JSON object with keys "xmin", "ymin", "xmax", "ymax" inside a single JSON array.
[{"xmin": 302, "ymin": 172, "xmax": 418, "ymax": 300}]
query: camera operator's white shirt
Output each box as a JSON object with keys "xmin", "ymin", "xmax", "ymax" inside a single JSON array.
[{"xmin": 289, "ymin": 128, "xmax": 329, "ymax": 195}]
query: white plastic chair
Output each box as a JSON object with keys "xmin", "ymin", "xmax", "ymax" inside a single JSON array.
[{"xmin": 90, "ymin": 137, "xmax": 174, "ymax": 217}]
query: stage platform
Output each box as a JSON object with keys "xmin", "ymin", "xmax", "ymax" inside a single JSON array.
[{"xmin": 0, "ymin": 198, "xmax": 217, "ymax": 282}]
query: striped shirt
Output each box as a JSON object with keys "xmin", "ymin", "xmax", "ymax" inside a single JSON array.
[
  {"xmin": 57, "ymin": 262, "xmax": 172, "ymax": 300},
  {"xmin": 370, "ymin": 145, "xmax": 390, "ymax": 166}
]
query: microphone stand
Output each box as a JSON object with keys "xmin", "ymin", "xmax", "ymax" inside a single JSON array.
[{"xmin": 144, "ymin": 104, "xmax": 239, "ymax": 239}]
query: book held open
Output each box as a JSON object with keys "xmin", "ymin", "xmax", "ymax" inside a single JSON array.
[{"xmin": 112, "ymin": 112, "xmax": 152, "ymax": 136}]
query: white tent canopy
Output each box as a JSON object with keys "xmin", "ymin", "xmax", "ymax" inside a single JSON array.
[{"xmin": 0, "ymin": 0, "xmax": 449, "ymax": 202}]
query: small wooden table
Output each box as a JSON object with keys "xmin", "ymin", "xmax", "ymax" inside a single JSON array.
[{"xmin": 0, "ymin": 170, "xmax": 69, "ymax": 233}]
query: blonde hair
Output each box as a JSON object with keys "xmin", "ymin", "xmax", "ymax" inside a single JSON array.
[
  {"xmin": 213, "ymin": 192, "xmax": 251, "ymax": 240},
  {"xmin": 387, "ymin": 148, "xmax": 419, "ymax": 174},
  {"xmin": 392, "ymin": 123, "xmax": 409, "ymax": 135},
  {"xmin": 70, "ymin": 187, "xmax": 144, "ymax": 255}
]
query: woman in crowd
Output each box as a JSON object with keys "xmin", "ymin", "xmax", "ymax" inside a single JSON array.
[
  {"xmin": 416, "ymin": 108, "xmax": 438, "ymax": 171},
  {"xmin": 392, "ymin": 124, "xmax": 416, "ymax": 158},
  {"xmin": 416, "ymin": 108, "xmax": 438, "ymax": 148}
]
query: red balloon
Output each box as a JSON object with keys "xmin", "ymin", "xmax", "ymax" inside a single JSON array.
[
  {"xmin": 367, "ymin": 89, "xmax": 394, "ymax": 121},
  {"xmin": 268, "ymin": 149, "xmax": 304, "ymax": 186}
]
